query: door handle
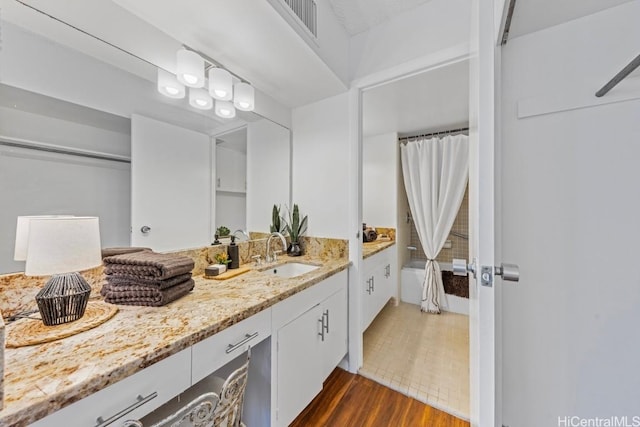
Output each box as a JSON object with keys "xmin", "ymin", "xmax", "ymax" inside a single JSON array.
[{"xmin": 496, "ymin": 263, "xmax": 520, "ymax": 282}]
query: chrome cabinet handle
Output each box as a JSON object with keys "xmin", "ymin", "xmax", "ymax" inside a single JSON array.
[
  {"xmin": 140, "ymin": 226, "xmax": 151, "ymax": 234},
  {"xmin": 318, "ymin": 317, "xmax": 325, "ymax": 341},
  {"xmin": 323, "ymin": 309, "xmax": 329, "ymax": 334},
  {"xmin": 366, "ymin": 278, "xmax": 372, "ymax": 294},
  {"xmin": 217, "ymin": 177, "xmax": 221, "ymax": 188},
  {"xmin": 95, "ymin": 392, "xmax": 158, "ymax": 427},
  {"xmin": 371, "ymin": 276, "xmax": 375, "ymax": 292},
  {"xmin": 226, "ymin": 332, "xmax": 259, "ymax": 354}
]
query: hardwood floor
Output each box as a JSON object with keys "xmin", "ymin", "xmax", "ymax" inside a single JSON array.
[{"xmin": 289, "ymin": 368, "xmax": 470, "ymax": 427}]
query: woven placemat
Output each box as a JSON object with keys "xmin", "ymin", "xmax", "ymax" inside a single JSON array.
[{"xmin": 6, "ymin": 301, "xmax": 118, "ymax": 348}]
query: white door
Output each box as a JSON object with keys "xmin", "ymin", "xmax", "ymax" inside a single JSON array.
[
  {"xmin": 276, "ymin": 304, "xmax": 323, "ymax": 427},
  {"xmin": 469, "ymin": 0, "xmax": 508, "ymax": 425},
  {"xmin": 131, "ymin": 114, "xmax": 212, "ymax": 251}
]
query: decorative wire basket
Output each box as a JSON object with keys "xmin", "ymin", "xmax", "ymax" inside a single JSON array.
[{"xmin": 35, "ymin": 272, "xmax": 91, "ymax": 326}]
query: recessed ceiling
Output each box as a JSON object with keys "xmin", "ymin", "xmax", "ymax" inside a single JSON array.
[
  {"xmin": 327, "ymin": 0, "xmax": 433, "ymax": 35},
  {"xmin": 509, "ymin": 0, "xmax": 635, "ymax": 39},
  {"xmin": 363, "ymin": 60, "xmax": 469, "ymax": 138}
]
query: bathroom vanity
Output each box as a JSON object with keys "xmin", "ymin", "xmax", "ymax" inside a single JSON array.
[
  {"xmin": 0, "ymin": 256, "xmax": 349, "ymax": 427},
  {"xmin": 361, "ymin": 242, "xmax": 397, "ymax": 332}
]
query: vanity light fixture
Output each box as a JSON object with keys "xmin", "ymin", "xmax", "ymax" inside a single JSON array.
[
  {"xmin": 215, "ymin": 100, "xmax": 236, "ymax": 119},
  {"xmin": 157, "ymin": 69, "xmax": 186, "ymax": 99},
  {"xmin": 233, "ymin": 82, "xmax": 255, "ymax": 111},
  {"xmin": 209, "ymin": 68, "xmax": 233, "ymax": 101},
  {"xmin": 176, "ymin": 49, "xmax": 205, "ymax": 88},
  {"xmin": 189, "ymin": 88, "xmax": 213, "ymax": 110},
  {"xmin": 156, "ymin": 47, "xmax": 255, "ymax": 113}
]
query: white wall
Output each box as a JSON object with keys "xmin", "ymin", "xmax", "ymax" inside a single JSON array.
[
  {"xmin": 291, "ymin": 92, "xmax": 350, "ymax": 239},
  {"xmin": 362, "ymin": 132, "xmax": 397, "ymax": 228},
  {"xmin": 246, "ymin": 119, "xmax": 291, "ymax": 233},
  {"xmin": 349, "ymin": 0, "xmax": 471, "ymax": 81},
  {"xmin": 501, "ymin": 3, "xmax": 640, "ymax": 425}
]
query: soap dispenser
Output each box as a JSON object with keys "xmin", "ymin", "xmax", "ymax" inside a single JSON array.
[{"xmin": 227, "ymin": 235, "xmax": 239, "ymax": 269}]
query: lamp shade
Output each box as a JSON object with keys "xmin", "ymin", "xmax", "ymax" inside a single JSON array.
[
  {"xmin": 233, "ymin": 82, "xmax": 255, "ymax": 111},
  {"xmin": 25, "ymin": 217, "xmax": 102, "ymax": 276},
  {"xmin": 176, "ymin": 49, "xmax": 205, "ymax": 88},
  {"xmin": 215, "ymin": 100, "xmax": 236, "ymax": 119},
  {"xmin": 157, "ymin": 69, "xmax": 185, "ymax": 99},
  {"xmin": 14, "ymin": 215, "xmax": 73, "ymax": 261},
  {"xmin": 189, "ymin": 87, "xmax": 213, "ymax": 110},
  {"xmin": 209, "ymin": 68, "xmax": 233, "ymax": 101}
]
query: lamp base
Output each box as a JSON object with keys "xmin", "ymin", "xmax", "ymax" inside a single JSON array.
[{"xmin": 35, "ymin": 272, "xmax": 91, "ymax": 326}]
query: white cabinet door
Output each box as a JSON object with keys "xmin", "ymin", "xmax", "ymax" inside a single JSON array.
[
  {"xmin": 362, "ymin": 249, "xmax": 394, "ymax": 332},
  {"xmin": 131, "ymin": 114, "xmax": 211, "ymax": 251},
  {"xmin": 216, "ymin": 146, "xmax": 246, "ymax": 193},
  {"xmin": 276, "ymin": 303, "xmax": 323, "ymax": 427},
  {"xmin": 321, "ymin": 287, "xmax": 348, "ymax": 379}
]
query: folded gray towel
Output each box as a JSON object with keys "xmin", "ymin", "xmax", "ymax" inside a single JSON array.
[
  {"xmin": 102, "ymin": 279, "xmax": 195, "ymax": 307},
  {"xmin": 105, "ymin": 273, "xmax": 192, "ymax": 290},
  {"xmin": 104, "ymin": 251, "xmax": 194, "ymax": 280}
]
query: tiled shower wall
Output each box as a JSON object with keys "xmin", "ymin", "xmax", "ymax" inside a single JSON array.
[{"xmin": 409, "ymin": 185, "xmax": 469, "ymax": 264}]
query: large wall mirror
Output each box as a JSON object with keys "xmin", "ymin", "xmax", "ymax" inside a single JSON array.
[{"xmin": 0, "ymin": 2, "xmax": 291, "ymax": 273}]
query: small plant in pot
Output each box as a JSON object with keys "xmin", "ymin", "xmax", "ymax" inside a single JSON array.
[
  {"xmin": 284, "ymin": 204, "xmax": 307, "ymax": 257},
  {"xmin": 270, "ymin": 204, "xmax": 285, "ymax": 233},
  {"xmin": 216, "ymin": 226, "xmax": 230, "ymax": 238}
]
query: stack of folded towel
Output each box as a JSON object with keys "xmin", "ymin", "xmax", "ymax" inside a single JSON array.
[{"xmin": 101, "ymin": 251, "xmax": 195, "ymax": 307}]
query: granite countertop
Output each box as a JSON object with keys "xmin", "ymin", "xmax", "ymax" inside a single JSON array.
[
  {"xmin": 362, "ymin": 239, "xmax": 396, "ymax": 259},
  {"xmin": 0, "ymin": 255, "xmax": 350, "ymax": 427}
]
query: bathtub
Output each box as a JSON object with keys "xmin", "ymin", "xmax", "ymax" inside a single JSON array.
[{"xmin": 400, "ymin": 259, "xmax": 469, "ymax": 315}]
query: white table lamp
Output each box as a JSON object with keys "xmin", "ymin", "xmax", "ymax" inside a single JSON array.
[{"xmin": 22, "ymin": 217, "xmax": 102, "ymax": 326}]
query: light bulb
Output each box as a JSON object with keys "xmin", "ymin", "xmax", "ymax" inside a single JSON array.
[
  {"xmin": 189, "ymin": 88, "xmax": 213, "ymax": 110},
  {"xmin": 157, "ymin": 69, "xmax": 185, "ymax": 99},
  {"xmin": 209, "ymin": 68, "xmax": 233, "ymax": 101},
  {"xmin": 176, "ymin": 49, "xmax": 205, "ymax": 88},
  {"xmin": 165, "ymin": 86, "xmax": 180, "ymax": 96},
  {"xmin": 233, "ymin": 82, "xmax": 255, "ymax": 111},
  {"xmin": 215, "ymin": 100, "xmax": 236, "ymax": 118}
]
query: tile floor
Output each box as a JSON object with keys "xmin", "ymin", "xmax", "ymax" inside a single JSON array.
[{"xmin": 360, "ymin": 301, "xmax": 470, "ymax": 420}]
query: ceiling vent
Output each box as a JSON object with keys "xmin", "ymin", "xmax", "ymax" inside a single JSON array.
[{"xmin": 282, "ymin": 0, "xmax": 317, "ymax": 37}]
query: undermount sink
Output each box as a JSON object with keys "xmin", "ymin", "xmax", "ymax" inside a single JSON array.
[{"xmin": 261, "ymin": 262, "xmax": 320, "ymax": 278}]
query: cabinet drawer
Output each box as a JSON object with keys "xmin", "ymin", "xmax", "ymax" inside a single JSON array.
[
  {"xmin": 191, "ymin": 308, "xmax": 271, "ymax": 384},
  {"xmin": 32, "ymin": 348, "xmax": 191, "ymax": 427}
]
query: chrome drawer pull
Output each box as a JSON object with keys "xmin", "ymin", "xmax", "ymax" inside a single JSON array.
[
  {"xmin": 226, "ymin": 332, "xmax": 259, "ymax": 354},
  {"xmin": 95, "ymin": 392, "xmax": 158, "ymax": 427}
]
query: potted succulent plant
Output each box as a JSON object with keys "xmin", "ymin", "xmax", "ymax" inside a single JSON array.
[
  {"xmin": 284, "ymin": 204, "xmax": 307, "ymax": 257},
  {"xmin": 270, "ymin": 204, "xmax": 285, "ymax": 233}
]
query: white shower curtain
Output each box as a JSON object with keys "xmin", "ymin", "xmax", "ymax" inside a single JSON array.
[{"xmin": 401, "ymin": 134, "xmax": 469, "ymax": 313}]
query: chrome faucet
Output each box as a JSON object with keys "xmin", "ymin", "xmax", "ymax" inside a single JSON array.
[
  {"xmin": 266, "ymin": 232, "xmax": 287, "ymax": 263},
  {"xmin": 233, "ymin": 229, "xmax": 250, "ymax": 241}
]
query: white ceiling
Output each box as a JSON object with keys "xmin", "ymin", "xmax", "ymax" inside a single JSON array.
[
  {"xmin": 327, "ymin": 0, "xmax": 433, "ymax": 35},
  {"xmin": 363, "ymin": 60, "xmax": 469, "ymax": 138},
  {"xmin": 509, "ymin": 0, "xmax": 635, "ymax": 38}
]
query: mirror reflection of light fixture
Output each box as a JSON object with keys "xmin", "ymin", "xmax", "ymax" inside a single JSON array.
[
  {"xmin": 233, "ymin": 82, "xmax": 255, "ymax": 111},
  {"xmin": 21, "ymin": 217, "xmax": 102, "ymax": 326},
  {"xmin": 176, "ymin": 49, "xmax": 205, "ymax": 88},
  {"xmin": 189, "ymin": 88, "xmax": 213, "ymax": 110},
  {"xmin": 209, "ymin": 68, "xmax": 233, "ymax": 101},
  {"xmin": 157, "ymin": 69, "xmax": 186, "ymax": 99},
  {"xmin": 215, "ymin": 100, "xmax": 236, "ymax": 119}
]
